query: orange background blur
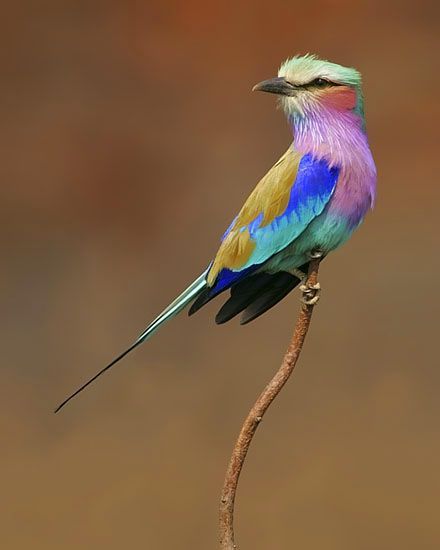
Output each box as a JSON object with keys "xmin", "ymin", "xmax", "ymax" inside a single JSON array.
[{"xmin": 1, "ymin": 1, "xmax": 439, "ymax": 549}]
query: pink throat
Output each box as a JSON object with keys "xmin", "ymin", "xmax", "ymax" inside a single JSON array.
[{"xmin": 291, "ymin": 108, "xmax": 371, "ymax": 168}]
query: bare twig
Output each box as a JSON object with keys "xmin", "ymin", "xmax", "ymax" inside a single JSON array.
[{"xmin": 219, "ymin": 257, "xmax": 322, "ymax": 549}]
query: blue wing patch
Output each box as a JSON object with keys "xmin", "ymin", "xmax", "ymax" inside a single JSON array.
[
  {"xmin": 211, "ymin": 153, "xmax": 340, "ymax": 295},
  {"xmin": 244, "ymin": 153, "xmax": 340, "ymax": 265}
]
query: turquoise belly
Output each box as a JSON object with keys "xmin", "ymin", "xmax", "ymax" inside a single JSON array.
[{"xmin": 263, "ymin": 212, "xmax": 358, "ymax": 273}]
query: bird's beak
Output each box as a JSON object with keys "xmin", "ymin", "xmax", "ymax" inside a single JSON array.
[{"xmin": 252, "ymin": 76, "xmax": 296, "ymax": 96}]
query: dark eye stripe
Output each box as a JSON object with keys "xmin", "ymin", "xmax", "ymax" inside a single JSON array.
[{"xmin": 288, "ymin": 78, "xmax": 344, "ymax": 90}]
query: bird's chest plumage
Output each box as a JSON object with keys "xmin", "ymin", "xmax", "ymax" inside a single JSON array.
[{"xmin": 327, "ymin": 156, "xmax": 376, "ymax": 228}]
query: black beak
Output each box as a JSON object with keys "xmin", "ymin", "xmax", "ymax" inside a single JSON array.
[{"xmin": 252, "ymin": 76, "xmax": 296, "ymax": 96}]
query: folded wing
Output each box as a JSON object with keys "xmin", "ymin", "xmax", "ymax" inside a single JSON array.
[{"xmin": 213, "ymin": 147, "xmax": 339, "ymax": 286}]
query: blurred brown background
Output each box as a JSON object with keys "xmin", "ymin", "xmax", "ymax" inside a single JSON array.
[{"xmin": 1, "ymin": 1, "xmax": 439, "ymax": 548}]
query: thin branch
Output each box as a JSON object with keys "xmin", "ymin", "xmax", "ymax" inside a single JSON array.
[{"xmin": 219, "ymin": 257, "xmax": 322, "ymax": 549}]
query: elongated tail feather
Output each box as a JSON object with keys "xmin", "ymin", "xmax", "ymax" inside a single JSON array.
[
  {"xmin": 54, "ymin": 270, "xmax": 208, "ymax": 413},
  {"xmin": 136, "ymin": 271, "xmax": 208, "ymax": 342}
]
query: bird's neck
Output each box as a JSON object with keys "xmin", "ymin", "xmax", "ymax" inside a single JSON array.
[{"xmin": 290, "ymin": 108, "xmax": 373, "ymax": 169}]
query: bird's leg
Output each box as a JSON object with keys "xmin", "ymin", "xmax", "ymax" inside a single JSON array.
[
  {"xmin": 299, "ymin": 249, "xmax": 323, "ymax": 305},
  {"xmin": 288, "ymin": 268, "xmax": 321, "ymax": 305},
  {"xmin": 291, "ymin": 268, "xmax": 307, "ymax": 280},
  {"xmin": 287, "ymin": 250, "xmax": 323, "ymax": 304}
]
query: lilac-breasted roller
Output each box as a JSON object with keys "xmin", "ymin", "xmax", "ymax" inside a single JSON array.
[{"xmin": 56, "ymin": 54, "xmax": 376, "ymax": 412}]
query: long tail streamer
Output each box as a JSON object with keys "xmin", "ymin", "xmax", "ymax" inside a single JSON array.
[{"xmin": 54, "ymin": 271, "xmax": 208, "ymax": 413}]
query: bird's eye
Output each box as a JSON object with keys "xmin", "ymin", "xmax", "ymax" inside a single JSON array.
[{"xmin": 312, "ymin": 78, "xmax": 330, "ymax": 87}]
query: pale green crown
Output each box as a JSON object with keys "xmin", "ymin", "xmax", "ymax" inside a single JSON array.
[{"xmin": 278, "ymin": 54, "xmax": 362, "ymax": 88}]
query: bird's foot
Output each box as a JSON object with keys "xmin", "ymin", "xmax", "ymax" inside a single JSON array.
[
  {"xmin": 300, "ymin": 282, "xmax": 321, "ymax": 305},
  {"xmin": 291, "ymin": 268, "xmax": 307, "ymax": 280},
  {"xmin": 309, "ymin": 248, "xmax": 324, "ymax": 260}
]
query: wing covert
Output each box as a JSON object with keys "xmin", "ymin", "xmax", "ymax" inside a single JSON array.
[{"xmin": 208, "ymin": 147, "xmax": 340, "ymax": 292}]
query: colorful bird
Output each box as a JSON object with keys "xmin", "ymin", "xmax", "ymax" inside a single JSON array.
[{"xmin": 55, "ymin": 54, "xmax": 376, "ymax": 412}]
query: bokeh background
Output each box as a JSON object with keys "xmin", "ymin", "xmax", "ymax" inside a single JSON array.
[{"xmin": 1, "ymin": 1, "xmax": 439, "ymax": 548}]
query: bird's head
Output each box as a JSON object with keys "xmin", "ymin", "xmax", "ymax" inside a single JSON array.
[{"xmin": 253, "ymin": 54, "xmax": 363, "ymax": 120}]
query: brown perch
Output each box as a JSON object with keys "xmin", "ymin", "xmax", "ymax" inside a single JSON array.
[{"xmin": 219, "ymin": 255, "xmax": 322, "ymax": 549}]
